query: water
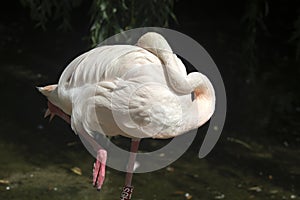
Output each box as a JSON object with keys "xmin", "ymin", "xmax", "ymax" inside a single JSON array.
[{"xmin": 0, "ymin": 65, "xmax": 299, "ymax": 200}]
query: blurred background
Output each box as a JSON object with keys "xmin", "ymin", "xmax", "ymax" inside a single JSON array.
[{"xmin": 0, "ymin": 0, "xmax": 299, "ymax": 199}]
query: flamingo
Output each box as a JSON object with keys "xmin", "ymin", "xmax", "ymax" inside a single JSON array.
[{"xmin": 38, "ymin": 32, "xmax": 215, "ymax": 198}]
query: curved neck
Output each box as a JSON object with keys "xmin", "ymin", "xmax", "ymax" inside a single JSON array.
[
  {"xmin": 159, "ymin": 52, "xmax": 194, "ymax": 94},
  {"xmin": 159, "ymin": 52, "xmax": 212, "ymax": 98}
]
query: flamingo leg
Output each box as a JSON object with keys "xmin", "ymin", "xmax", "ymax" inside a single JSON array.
[
  {"xmin": 76, "ymin": 129, "xmax": 107, "ymax": 191},
  {"xmin": 120, "ymin": 138, "xmax": 140, "ymax": 200},
  {"xmin": 45, "ymin": 101, "xmax": 107, "ymax": 191},
  {"xmin": 79, "ymin": 131, "xmax": 107, "ymax": 191},
  {"xmin": 125, "ymin": 138, "xmax": 140, "ymax": 186}
]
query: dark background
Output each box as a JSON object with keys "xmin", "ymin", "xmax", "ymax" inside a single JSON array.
[{"xmin": 0, "ymin": 1, "xmax": 299, "ymax": 200}]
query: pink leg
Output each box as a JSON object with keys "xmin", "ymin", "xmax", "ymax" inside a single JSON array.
[
  {"xmin": 79, "ymin": 131, "xmax": 107, "ymax": 191},
  {"xmin": 45, "ymin": 101, "xmax": 107, "ymax": 191},
  {"xmin": 125, "ymin": 138, "xmax": 140, "ymax": 186},
  {"xmin": 75, "ymin": 127, "xmax": 107, "ymax": 191},
  {"xmin": 120, "ymin": 138, "xmax": 140, "ymax": 200}
]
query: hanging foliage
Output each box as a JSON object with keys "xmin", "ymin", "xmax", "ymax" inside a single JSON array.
[{"xmin": 20, "ymin": 0, "xmax": 176, "ymax": 46}]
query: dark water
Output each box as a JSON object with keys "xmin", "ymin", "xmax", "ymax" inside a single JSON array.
[{"xmin": 0, "ymin": 3, "xmax": 299, "ymax": 199}]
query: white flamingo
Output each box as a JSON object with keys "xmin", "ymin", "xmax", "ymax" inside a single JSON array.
[{"xmin": 38, "ymin": 32, "xmax": 215, "ymax": 195}]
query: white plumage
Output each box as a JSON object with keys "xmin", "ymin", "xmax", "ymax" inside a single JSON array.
[
  {"xmin": 38, "ymin": 32, "xmax": 215, "ymax": 191},
  {"xmin": 43, "ymin": 33, "xmax": 215, "ymax": 140}
]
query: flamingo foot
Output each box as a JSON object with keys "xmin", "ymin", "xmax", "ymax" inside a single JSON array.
[
  {"xmin": 45, "ymin": 101, "xmax": 71, "ymax": 124},
  {"xmin": 93, "ymin": 149, "xmax": 107, "ymax": 191}
]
